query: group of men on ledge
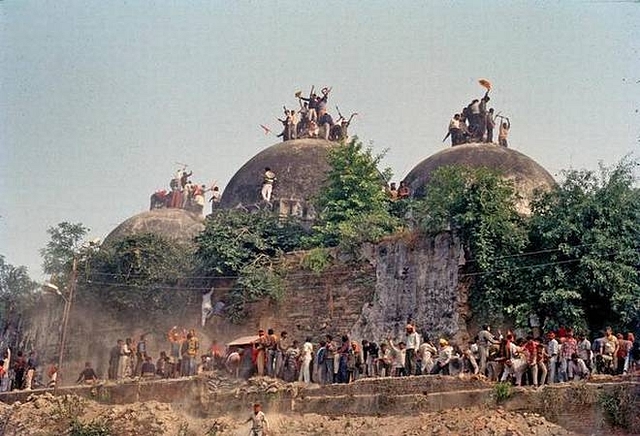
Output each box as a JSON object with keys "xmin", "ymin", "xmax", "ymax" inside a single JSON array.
[{"xmin": 150, "ymin": 166, "xmax": 221, "ymax": 215}]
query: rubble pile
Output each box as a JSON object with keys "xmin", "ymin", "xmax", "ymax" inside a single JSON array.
[
  {"xmin": 0, "ymin": 392, "xmax": 212, "ymax": 436},
  {"xmin": 266, "ymin": 408, "xmax": 579, "ymax": 436},
  {"xmin": 0, "ymin": 390, "xmax": 583, "ymax": 436},
  {"xmin": 206, "ymin": 374, "xmax": 303, "ymax": 397}
]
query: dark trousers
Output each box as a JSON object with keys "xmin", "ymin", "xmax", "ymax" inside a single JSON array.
[
  {"xmin": 405, "ymin": 349, "xmax": 417, "ymax": 375},
  {"xmin": 486, "ymin": 127, "xmax": 493, "ymax": 143},
  {"xmin": 324, "ymin": 358, "xmax": 334, "ymax": 384}
]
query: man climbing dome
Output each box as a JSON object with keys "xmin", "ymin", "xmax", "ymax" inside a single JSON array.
[{"xmin": 261, "ymin": 167, "xmax": 277, "ymax": 202}]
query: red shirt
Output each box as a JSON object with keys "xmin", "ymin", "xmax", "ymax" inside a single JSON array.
[{"xmin": 523, "ymin": 341, "xmax": 538, "ymax": 364}]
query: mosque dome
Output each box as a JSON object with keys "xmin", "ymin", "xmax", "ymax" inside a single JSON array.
[
  {"xmin": 404, "ymin": 143, "xmax": 556, "ymax": 214},
  {"xmin": 103, "ymin": 208, "xmax": 205, "ymax": 246},
  {"xmin": 220, "ymin": 139, "xmax": 335, "ymax": 211}
]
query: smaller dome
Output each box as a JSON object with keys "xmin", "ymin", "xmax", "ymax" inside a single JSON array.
[
  {"xmin": 404, "ymin": 143, "xmax": 556, "ymax": 214},
  {"xmin": 104, "ymin": 208, "xmax": 205, "ymax": 246}
]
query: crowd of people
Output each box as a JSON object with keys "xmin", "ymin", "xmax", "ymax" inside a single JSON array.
[
  {"xmin": 149, "ymin": 166, "xmax": 221, "ymax": 215},
  {"xmin": 0, "ymin": 324, "xmax": 638, "ymax": 392},
  {"xmin": 445, "ymin": 86, "xmax": 511, "ymax": 147},
  {"xmin": 0, "ymin": 349, "xmax": 41, "ymax": 391},
  {"xmin": 271, "ymin": 86, "xmax": 357, "ymax": 142},
  {"xmin": 217, "ymin": 325, "xmax": 639, "ymax": 386}
]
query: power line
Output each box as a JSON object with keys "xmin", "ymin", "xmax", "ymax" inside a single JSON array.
[
  {"xmin": 78, "ymin": 249, "xmax": 628, "ymax": 291},
  {"xmin": 82, "ymin": 241, "xmax": 637, "ymax": 282}
]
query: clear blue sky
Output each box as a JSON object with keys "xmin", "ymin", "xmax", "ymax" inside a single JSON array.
[{"xmin": 1, "ymin": 1, "xmax": 639, "ymax": 279}]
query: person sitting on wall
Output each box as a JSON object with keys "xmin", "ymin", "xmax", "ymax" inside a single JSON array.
[
  {"xmin": 141, "ymin": 356, "xmax": 156, "ymax": 378},
  {"xmin": 76, "ymin": 361, "xmax": 98, "ymax": 385}
]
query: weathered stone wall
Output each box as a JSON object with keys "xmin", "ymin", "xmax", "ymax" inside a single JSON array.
[
  {"xmin": 229, "ymin": 262, "xmax": 377, "ymax": 342},
  {"xmin": 351, "ymin": 232, "xmax": 466, "ymax": 344}
]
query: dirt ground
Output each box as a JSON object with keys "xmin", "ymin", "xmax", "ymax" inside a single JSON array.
[{"xmin": 0, "ymin": 391, "xmax": 581, "ymax": 436}]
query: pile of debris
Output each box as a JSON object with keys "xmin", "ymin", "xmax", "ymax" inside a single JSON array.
[
  {"xmin": 265, "ymin": 408, "xmax": 580, "ymax": 436},
  {"xmin": 205, "ymin": 374, "xmax": 304, "ymax": 398},
  {"xmin": 0, "ymin": 392, "xmax": 212, "ymax": 436}
]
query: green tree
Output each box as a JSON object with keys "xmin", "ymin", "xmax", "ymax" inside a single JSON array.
[
  {"xmin": 415, "ymin": 165, "xmax": 528, "ymax": 325},
  {"xmin": 0, "ymin": 255, "xmax": 38, "ymax": 344},
  {"xmin": 195, "ymin": 210, "xmax": 306, "ymax": 277},
  {"xmin": 527, "ymin": 160, "xmax": 640, "ymax": 332},
  {"xmin": 309, "ymin": 137, "xmax": 400, "ymax": 251},
  {"xmin": 88, "ymin": 233, "xmax": 196, "ymax": 315},
  {"xmin": 195, "ymin": 210, "xmax": 307, "ymax": 321},
  {"xmin": 40, "ymin": 222, "xmax": 89, "ymax": 287}
]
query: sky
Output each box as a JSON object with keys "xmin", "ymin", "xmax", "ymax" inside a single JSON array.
[{"xmin": 1, "ymin": 1, "xmax": 639, "ymax": 279}]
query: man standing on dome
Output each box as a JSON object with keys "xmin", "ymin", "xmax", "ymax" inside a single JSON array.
[
  {"xmin": 468, "ymin": 99, "xmax": 481, "ymax": 135},
  {"xmin": 498, "ymin": 117, "xmax": 510, "ymax": 147},
  {"xmin": 261, "ymin": 168, "xmax": 277, "ymax": 202},
  {"xmin": 478, "ymin": 91, "xmax": 490, "ymax": 140},
  {"xmin": 209, "ymin": 186, "xmax": 221, "ymax": 214},
  {"xmin": 318, "ymin": 111, "xmax": 334, "ymax": 140},
  {"xmin": 445, "ymin": 114, "xmax": 463, "ymax": 146},
  {"xmin": 485, "ymin": 108, "xmax": 496, "ymax": 143}
]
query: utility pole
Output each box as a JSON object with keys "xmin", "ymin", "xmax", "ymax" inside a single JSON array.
[{"xmin": 57, "ymin": 257, "xmax": 77, "ymax": 386}]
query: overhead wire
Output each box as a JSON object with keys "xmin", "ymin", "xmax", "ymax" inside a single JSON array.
[
  {"xmin": 81, "ymin": 240, "xmax": 635, "ymax": 282},
  {"xmin": 77, "ymin": 248, "xmax": 630, "ymax": 291}
]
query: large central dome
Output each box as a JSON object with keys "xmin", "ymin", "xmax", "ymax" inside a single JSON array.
[
  {"xmin": 404, "ymin": 143, "xmax": 556, "ymax": 214},
  {"xmin": 221, "ymin": 139, "xmax": 336, "ymax": 210}
]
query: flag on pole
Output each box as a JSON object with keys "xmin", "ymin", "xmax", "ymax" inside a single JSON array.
[
  {"xmin": 259, "ymin": 124, "xmax": 273, "ymax": 135},
  {"xmin": 478, "ymin": 78, "xmax": 492, "ymax": 90}
]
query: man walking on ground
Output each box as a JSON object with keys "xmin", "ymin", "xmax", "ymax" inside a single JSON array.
[{"xmin": 245, "ymin": 403, "xmax": 270, "ymax": 436}]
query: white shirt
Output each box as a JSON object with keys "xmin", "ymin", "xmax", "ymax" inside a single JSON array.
[
  {"xmin": 250, "ymin": 411, "xmax": 269, "ymax": 431},
  {"xmin": 301, "ymin": 341, "xmax": 313, "ymax": 361},
  {"xmin": 437, "ymin": 346, "xmax": 453, "ymax": 365},
  {"xmin": 390, "ymin": 347, "xmax": 406, "ymax": 369},
  {"xmin": 547, "ymin": 339, "xmax": 559, "ymax": 357},
  {"xmin": 406, "ymin": 332, "xmax": 420, "ymax": 350}
]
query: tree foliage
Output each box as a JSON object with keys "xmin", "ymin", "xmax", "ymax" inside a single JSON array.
[
  {"xmin": 0, "ymin": 255, "xmax": 38, "ymax": 334},
  {"xmin": 195, "ymin": 210, "xmax": 307, "ymax": 321},
  {"xmin": 309, "ymin": 137, "xmax": 400, "ymax": 250},
  {"xmin": 195, "ymin": 210, "xmax": 306, "ymax": 277},
  {"xmin": 527, "ymin": 160, "xmax": 640, "ymax": 332},
  {"xmin": 415, "ymin": 165, "xmax": 528, "ymax": 324},
  {"xmin": 87, "ymin": 233, "xmax": 197, "ymax": 315},
  {"xmin": 414, "ymin": 160, "xmax": 640, "ymax": 334},
  {"xmin": 40, "ymin": 222, "xmax": 89, "ymax": 287}
]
